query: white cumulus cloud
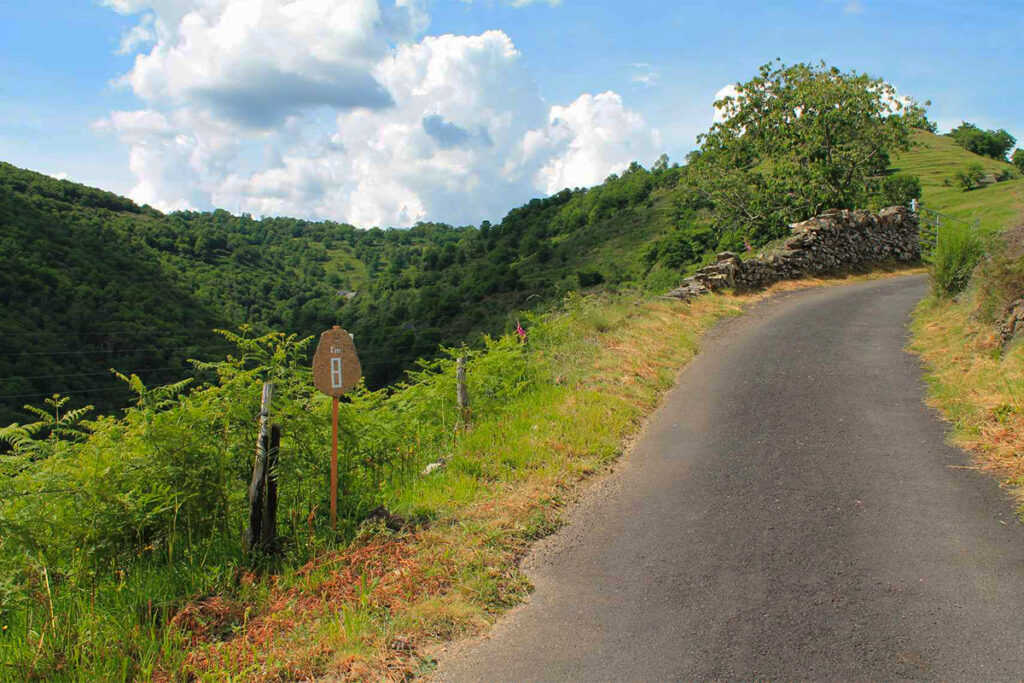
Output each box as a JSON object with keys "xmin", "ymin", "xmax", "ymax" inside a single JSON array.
[
  {"xmin": 531, "ymin": 92, "xmax": 661, "ymax": 194},
  {"xmin": 99, "ymin": 0, "xmax": 660, "ymax": 226},
  {"xmin": 712, "ymin": 83, "xmax": 740, "ymax": 123}
]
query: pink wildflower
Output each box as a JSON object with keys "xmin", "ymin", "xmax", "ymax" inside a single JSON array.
[{"xmin": 515, "ymin": 320, "xmax": 527, "ymax": 342}]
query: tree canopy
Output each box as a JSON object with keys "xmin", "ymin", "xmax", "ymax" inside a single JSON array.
[
  {"xmin": 949, "ymin": 122, "xmax": 1016, "ymax": 161},
  {"xmin": 686, "ymin": 60, "xmax": 929, "ymax": 242}
]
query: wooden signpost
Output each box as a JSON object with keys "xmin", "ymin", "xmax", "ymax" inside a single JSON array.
[{"xmin": 312, "ymin": 326, "xmax": 361, "ymax": 529}]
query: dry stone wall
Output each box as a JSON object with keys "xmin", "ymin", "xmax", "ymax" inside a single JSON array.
[
  {"xmin": 666, "ymin": 206, "xmax": 920, "ymax": 301},
  {"xmin": 998, "ymin": 297, "xmax": 1024, "ymax": 346}
]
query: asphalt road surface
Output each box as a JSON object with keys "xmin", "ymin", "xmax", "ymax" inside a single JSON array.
[{"xmin": 436, "ymin": 275, "xmax": 1024, "ymax": 681}]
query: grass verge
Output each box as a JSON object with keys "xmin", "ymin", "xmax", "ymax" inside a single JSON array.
[
  {"xmin": 909, "ymin": 294, "xmax": 1024, "ymax": 509},
  {"xmin": 151, "ymin": 292, "xmax": 743, "ymax": 681},
  {"xmin": 163, "ymin": 268, "xmax": 922, "ymax": 682},
  {"xmin": 909, "ymin": 215, "xmax": 1024, "ymax": 514}
]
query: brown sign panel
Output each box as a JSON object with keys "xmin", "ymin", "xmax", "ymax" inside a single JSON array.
[{"xmin": 312, "ymin": 327, "xmax": 361, "ymax": 396}]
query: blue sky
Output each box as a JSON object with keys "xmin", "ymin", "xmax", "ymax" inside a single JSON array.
[{"xmin": 0, "ymin": 0, "xmax": 1021, "ymax": 227}]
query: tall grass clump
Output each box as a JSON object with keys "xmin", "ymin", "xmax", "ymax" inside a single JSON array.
[{"xmin": 930, "ymin": 223, "xmax": 984, "ymax": 297}]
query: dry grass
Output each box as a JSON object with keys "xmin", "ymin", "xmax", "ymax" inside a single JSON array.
[
  {"xmin": 910, "ymin": 294, "xmax": 1024, "ymax": 507},
  {"xmin": 161, "ymin": 268, "xmax": 924, "ymax": 681},
  {"xmin": 740, "ymin": 265, "xmax": 928, "ymax": 299}
]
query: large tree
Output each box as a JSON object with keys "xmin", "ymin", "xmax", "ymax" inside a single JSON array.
[{"xmin": 688, "ymin": 60, "xmax": 928, "ymax": 242}]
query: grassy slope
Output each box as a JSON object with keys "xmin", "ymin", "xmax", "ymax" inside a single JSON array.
[
  {"xmin": 326, "ymin": 244, "xmax": 370, "ymax": 291},
  {"xmin": 891, "ymin": 130, "xmax": 1024, "ymax": 228},
  {"xmin": 901, "ymin": 131, "xmax": 1024, "ymax": 513},
  {"xmin": 2, "ymin": 154, "xmax": 935, "ymax": 679}
]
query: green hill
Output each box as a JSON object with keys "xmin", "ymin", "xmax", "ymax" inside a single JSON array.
[
  {"xmin": 0, "ymin": 161, "xmax": 715, "ymax": 425},
  {"xmin": 5, "ymin": 123, "xmax": 1017, "ymax": 427},
  {"xmin": 891, "ymin": 130, "xmax": 1023, "ymax": 230}
]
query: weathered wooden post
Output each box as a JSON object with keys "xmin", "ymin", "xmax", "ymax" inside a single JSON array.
[
  {"xmin": 260, "ymin": 424, "xmax": 281, "ymax": 551},
  {"xmin": 456, "ymin": 356, "xmax": 469, "ymax": 419},
  {"xmin": 245, "ymin": 381, "xmax": 273, "ymax": 553},
  {"xmin": 312, "ymin": 327, "xmax": 361, "ymax": 530}
]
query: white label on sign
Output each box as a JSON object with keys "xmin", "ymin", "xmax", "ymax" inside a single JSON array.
[{"xmin": 330, "ymin": 357, "xmax": 343, "ymax": 389}]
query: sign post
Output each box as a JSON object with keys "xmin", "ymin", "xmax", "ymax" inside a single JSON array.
[{"xmin": 312, "ymin": 326, "xmax": 361, "ymax": 529}]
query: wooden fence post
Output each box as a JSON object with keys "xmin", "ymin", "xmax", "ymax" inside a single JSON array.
[
  {"xmin": 456, "ymin": 356, "xmax": 469, "ymax": 420},
  {"xmin": 244, "ymin": 381, "xmax": 273, "ymax": 554},
  {"xmin": 260, "ymin": 424, "xmax": 281, "ymax": 552}
]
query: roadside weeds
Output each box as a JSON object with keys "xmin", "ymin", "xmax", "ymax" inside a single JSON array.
[{"xmin": 167, "ymin": 267, "xmax": 926, "ymax": 681}]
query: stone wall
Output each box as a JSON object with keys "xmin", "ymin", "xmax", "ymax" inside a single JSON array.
[
  {"xmin": 666, "ymin": 206, "xmax": 920, "ymax": 301},
  {"xmin": 998, "ymin": 297, "xmax": 1024, "ymax": 346}
]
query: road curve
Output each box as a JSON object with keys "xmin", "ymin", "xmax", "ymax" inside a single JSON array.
[{"xmin": 435, "ymin": 275, "xmax": 1024, "ymax": 681}]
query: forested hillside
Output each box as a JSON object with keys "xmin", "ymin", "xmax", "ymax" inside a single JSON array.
[
  {"xmin": 1, "ymin": 61, "xmax": 944, "ymax": 427},
  {"xmin": 0, "ymin": 159, "xmax": 716, "ymax": 424}
]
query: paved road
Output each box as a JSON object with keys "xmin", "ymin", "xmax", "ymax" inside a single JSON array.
[{"xmin": 436, "ymin": 275, "xmax": 1024, "ymax": 681}]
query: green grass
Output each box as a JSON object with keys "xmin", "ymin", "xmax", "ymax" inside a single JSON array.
[
  {"xmin": 930, "ymin": 222, "xmax": 985, "ymax": 296},
  {"xmin": 160, "ymin": 292, "xmax": 747, "ymax": 680},
  {"xmin": 891, "ymin": 130, "xmax": 1024, "ymax": 231}
]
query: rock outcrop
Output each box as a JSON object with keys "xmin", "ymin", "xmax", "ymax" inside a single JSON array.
[{"xmin": 666, "ymin": 206, "xmax": 920, "ymax": 301}]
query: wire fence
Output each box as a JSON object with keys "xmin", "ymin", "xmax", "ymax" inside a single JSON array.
[
  {"xmin": 915, "ymin": 203, "xmax": 980, "ymax": 256},
  {"xmin": 0, "ymin": 339, "xmax": 459, "ymax": 403}
]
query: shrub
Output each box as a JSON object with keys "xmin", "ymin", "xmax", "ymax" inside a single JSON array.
[
  {"xmin": 1012, "ymin": 148, "xmax": 1024, "ymax": 174},
  {"xmin": 0, "ymin": 327, "xmax": 536, "ymax": 675},
  {"xmin": 878, "ymin": 173, "xmax": 922, "ymax": 207},
  {"xmin": 953, "ymin": 163, "xmax": 985, "ymax": 191},
  {"xmin": 930, "ymin": 223, "xmax": 984, "ymax": 297},
  {"xmin": 575, "ymin": 269, "xmax": 605, "ymax": 288}
]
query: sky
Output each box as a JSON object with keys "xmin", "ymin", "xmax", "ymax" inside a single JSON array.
[{"xmin": 0, "ymin": 0, "xmax": 1021, "ymax": 228}]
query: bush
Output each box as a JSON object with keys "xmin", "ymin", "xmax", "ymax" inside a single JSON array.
[
  {"xmin": 1013, "ymin": 148, "xmax": 1024, "ymax": 174},
  {"xmin": 0, "ymin": 327, "xmax": 536, "ymax": 675},
  {"xmin": 953, "ymin": 163, "xmax": 985, "ymax": 191},
  {"xmin": 930, "ymin": 223, "xmax": 984, "ymax": 297},
  {"xmin": 575, "ymin": 269, "xmax": 605, "ymax": 288},
  {"xmin": 878, "ymin": 173, "xmax": 922, "ymax": 207}
]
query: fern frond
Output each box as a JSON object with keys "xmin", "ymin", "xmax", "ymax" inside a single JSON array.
[
  {"xmin": 22, "ymin": 404, "xmax": 54, "ymax": 423},
  {"xmin": 154, "ymin": 378, "xmax": 193, "ymax": 399},
  {"xmin": 0, "ymin": 424, "xmax": 33, "ymax": 449}
]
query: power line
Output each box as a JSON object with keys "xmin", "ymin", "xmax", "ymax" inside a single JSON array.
[
  {"xmin": 0, "ymin": 354, "xmax": 467, "ymax": 403},
  {"xmin": 0, "ymin": 343, "xmax": 237, "ymax": 359},
  {"xmin": 0, "ymin": 385, "xmax": 137, "ymax": 401},
  {"xmin": 2, "ymin": 325, "xmax": 233, "ymax": 339},
  {"xmin": 0, "ymin": 338, "xmax": 457, "ymax": 363},
  {"xmin": 1, "ymin": 364, "xmax": 199, "ymax": 383}
]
